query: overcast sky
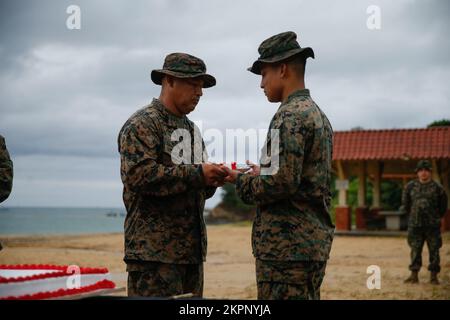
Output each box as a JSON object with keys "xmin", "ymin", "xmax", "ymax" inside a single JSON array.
[{"xmin": 0, "ymin": 0, "xmax": 449, "ymax": 208}]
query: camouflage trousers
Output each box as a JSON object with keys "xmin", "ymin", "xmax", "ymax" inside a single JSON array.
[
  {"xmin": 407, "ymin": 226, "xmax": 442, "ymax": 273},
  {"xmin": 255, "ymin": 259, "xmax": 327, "ymax": 300},
  {"xmin": 126, "ymin": 261, "xmax": 203, "ymax": 298}
]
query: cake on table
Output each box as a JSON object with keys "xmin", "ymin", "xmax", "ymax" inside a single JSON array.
[{"xmin": 0, "ymin": 264, "xmax": 116, "ymax": 300}]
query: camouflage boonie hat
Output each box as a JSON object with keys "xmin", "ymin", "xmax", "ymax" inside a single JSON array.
[
  {"xmin": 415, "ymin": 160, "xmax": 432, "ymax": 172},
  {"xmin": 151, "ymin": 53, "xmax": 216, "ymax": 88},
  {"xmin": 248, "ymin": 31, "xmax": 315, "ymax": 75}
]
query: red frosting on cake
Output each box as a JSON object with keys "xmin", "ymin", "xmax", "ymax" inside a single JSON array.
[{"xmin": 0, "ymin": 264, "xmax": 109, "ymax": 284}]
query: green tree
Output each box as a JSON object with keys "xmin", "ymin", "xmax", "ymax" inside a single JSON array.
[
  {"xmin": 427, "ymin": 119, "xmax": 450, "ymax": 127},
  {"xmin": 330, "ymin": 174, "xmax": 403, "ymax": 225},
  {"xmin": 220, "ymin": 183, "xmax": 255, "ymax": 212},
  {"xmin": 348, "ymin": 178, "xmax": 402, "ymax": 210}
]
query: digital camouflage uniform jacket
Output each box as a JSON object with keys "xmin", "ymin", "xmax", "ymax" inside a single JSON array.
[
  {"xmin": 236, "ymin": 89, "xmax": 335, "ymax": 262},
  {"xmin": 118, "ymin": 99, "xmax": 216, "ymax": 264},
  {"xmin": 401, "ymin": 179, "xmax": 448, "ymax": 228},
  {"xmin": 0, "ymin": 135, "xmax": 13, "ymax": 203}
]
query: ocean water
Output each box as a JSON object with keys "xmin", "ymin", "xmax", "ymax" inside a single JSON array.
[{"xmin": 0, "ymin": 207, "xmax": 127, "ymax": 235}]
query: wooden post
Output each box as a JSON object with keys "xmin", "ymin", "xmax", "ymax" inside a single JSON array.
[
  {"xmin": 355, "ymin": 161, "xmax": 368, "ymax": 230},
  {"xmin": 402, "ymin": 177, "xmax": 408, "ymax": 187},
  {"xmin": 441, "ymin": 160, "xmax": 450, "ymax": 207},
  {"xmin": 440, "ymin": 160, "xmax": 450, "ymax": 232},
  {"xmin": 432, "ymin": 159, "xmax": 441, "ymax": 184},
  {"xmin": 358, "ymin": 161, "xmax": 366, "ymax": 207},
  {"xmin": 373, "ymin": 161, "xmax": 381, "ymax": 208},
  {"xmin": 336, "ymin": 160, "xmax": 348, "ymax": 206},
  {"xmin": 335, "ymin": 160, "xmax": 351, "ymax": 231}
]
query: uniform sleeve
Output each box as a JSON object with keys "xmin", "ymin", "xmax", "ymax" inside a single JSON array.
[
  {"xmin": 204, "ymin": 186, "xmax": 217, "ymax": 200},
  {"xmin": 400, "ymin": 183, "xmax": 412, "ymax": 215},
  {"xmin": 195, "ymin": 124, "xmax": 217, "ymax": 200},
  {"xmin": 0, "ymin": 136, "xmax": 13, "ymax": 203},
  {"xmin": 118, "ymin": 120, "xmax": 205, "ymax": 197},
  {"xmin": 439, "ymin": 186, "xmax": 448, "ymax": 217},
  {"xmin": 236, "ymin": 112, "xmax": 307, "ymax": 206}
]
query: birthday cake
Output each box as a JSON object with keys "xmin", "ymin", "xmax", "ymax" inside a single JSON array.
[{"xmin": 0, "ymin": 264, "xmax": 116, "ymax": 300}]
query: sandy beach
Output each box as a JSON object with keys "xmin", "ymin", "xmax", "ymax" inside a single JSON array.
[{"xmin": 1, "ymin": 224, "xmax": 449, "ymax": 299}]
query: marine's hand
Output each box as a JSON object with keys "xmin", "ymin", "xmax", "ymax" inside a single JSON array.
[
  {"xmin": 201, "ymin": 163, "xmax": 228, "ymax": 187},
  {"xmin": 246, "ymin": 160, "xmax": 260, "ymax": 176},
  {"xmin": 222, "ymin": 166, "xmax": 240, "ymax": 184}
]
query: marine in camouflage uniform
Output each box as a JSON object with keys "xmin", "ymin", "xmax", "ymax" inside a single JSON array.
[
  {"xmin": 0, "ymin": 134, "xmax": 13, "ymax": 251},
  {"xmin": 402, "ymin": 160, "xmax": 448, "ymax": 285},
  {"xmin": 118, "ymin": 53, "xmax": 224, "ymax": 298},
  {"xmin": 0, "ymin": 135, "xmax": 13, "ymax": 204},
  {"xmin": 225, "ymin": 32, "xmax": 334, "ymax": 300}
]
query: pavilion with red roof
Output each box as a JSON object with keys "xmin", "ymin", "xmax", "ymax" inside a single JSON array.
[{"xmin": 332, "ymin": 126, "xmax": 450, "ymax": 232}]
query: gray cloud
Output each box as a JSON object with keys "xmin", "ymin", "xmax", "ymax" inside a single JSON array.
[{"xmin": 0, "ymin": 0, "xmax": 449, "ymax": 206}]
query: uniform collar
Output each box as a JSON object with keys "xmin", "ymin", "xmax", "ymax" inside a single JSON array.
[
  {"xmin": 151, "ymin": 98, "xmax": 189, "ymax": 128},
  {"xmin": 285, "ymin": 89, "xmax": 310, "ymax": 103},
  {"xmin": 418, "ymin": 179, "xmax": 433, "ymax": 185}
]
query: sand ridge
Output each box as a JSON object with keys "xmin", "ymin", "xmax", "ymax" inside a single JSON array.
[{"xmin": 1, "ymin": 224, "xmax": 449, "ymax": 299}]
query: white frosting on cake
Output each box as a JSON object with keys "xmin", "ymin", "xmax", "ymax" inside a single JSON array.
[{"xmin": 0, "ymin": 269, "xmax": 59, "ymax": 278}]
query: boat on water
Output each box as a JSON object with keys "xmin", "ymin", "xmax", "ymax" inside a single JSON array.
[
  {"xmin": 106, "ymin": 211, "xmax": 126, "ymax": 218},
  {"xmin": 106, "ymin": 211, "xmax": 118, "ymax": 218}
]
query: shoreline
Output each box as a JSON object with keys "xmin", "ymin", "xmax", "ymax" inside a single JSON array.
[
  {"xmin": 4, "ymin": 229, "xmax": 450, "ymax": 239},
  {"xmin": 0, "ymin": 232, "xmax": 123, "ymax": 239}
]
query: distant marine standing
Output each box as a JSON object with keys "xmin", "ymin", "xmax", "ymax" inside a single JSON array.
[{"xmin": 402, "ymin": 160, "xmax": 448, "ymax": 285}]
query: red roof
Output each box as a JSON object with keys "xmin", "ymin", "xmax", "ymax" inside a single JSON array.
[{"xmin": 333, "ymin": 127, "xmax": 450, "ymax": 160}]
